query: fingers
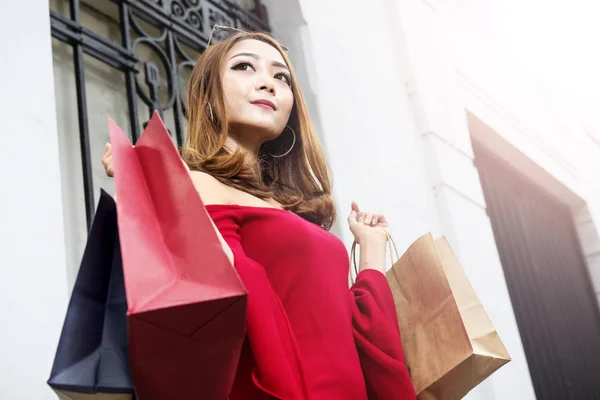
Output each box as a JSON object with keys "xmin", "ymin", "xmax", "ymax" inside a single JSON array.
[
  {"xmin": 370, "ymin": 215, "xmax": 380, "ymax": 226},
  {"xmin": 102, "ymin": 157, "xmax": 113, "ymax": 177},
  {"xmin": 101, "ymin": 143, "xmax": 112, "ymax": 165},
  {"xmin": 349, "ymin": 202, "xmax": 387, "ymax": 227},
  {"xmin": 363, "ymin": 213, "xmax": 384, "ymax": 226},
  {"xmin": 349, "ymin": 202, "xmax": 361, "ymax": 225},
  {"xmin": 101, "ymin": 143, "xmax": 114, "ymax": 177},
  {"xmin": 347, "ymin": 208, "xmax": 358, "ymax": 225},
  {"xmin": 102, "ymin": 143, "xmax": 112, "ymax": 157},
  {"xmin": 358, "ymin": 213, "xmax": 385, "ymax": 227},
  {"xmin": 351, "ymin": 203, "xmax": 367, "ymax": 224},
  {"xmin": 106, "ymin": 160, "xmax": 114, "ymax": 177}
]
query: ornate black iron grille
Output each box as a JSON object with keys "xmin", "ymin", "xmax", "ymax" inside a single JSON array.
[{"xmin": 50, "ymin": 0, "xmax": 270, "ymax": 227}]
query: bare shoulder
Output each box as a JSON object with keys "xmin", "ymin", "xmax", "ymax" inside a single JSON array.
[{"xmin": 188, "ymin": 170, "xmax": 230, "ymax": 205}]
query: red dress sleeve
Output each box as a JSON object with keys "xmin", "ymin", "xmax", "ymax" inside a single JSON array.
[
  {"xmin": 350, "ymin": 269, "xmax": 416, "ymax": 400},
  {"xmin": 207, "ymin": 206, "xmax": 309, "ymax": 400}
]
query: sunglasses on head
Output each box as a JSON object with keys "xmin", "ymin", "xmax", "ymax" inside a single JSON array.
[{"xmin": 207, "ymin": 25, "xmax": 290, "ymax": 53}]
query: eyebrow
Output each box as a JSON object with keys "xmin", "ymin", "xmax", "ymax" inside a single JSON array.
[{"xmin": 229, "ymin": 52, "xmax": 289, "ymax": 70}]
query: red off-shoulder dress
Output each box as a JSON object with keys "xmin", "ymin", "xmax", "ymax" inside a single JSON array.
[{"xmin": 206, "ymin": 205, "xmax": 415, "ymax": 400}]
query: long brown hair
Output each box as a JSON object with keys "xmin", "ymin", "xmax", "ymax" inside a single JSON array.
[{"xmin": 181, "ymin": 31, "xmax": 336, "ymax": 230}]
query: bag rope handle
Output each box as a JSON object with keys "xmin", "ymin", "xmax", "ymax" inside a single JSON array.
[{"xmin": 349, "ymin": 230, "xmax": 400, "ymax": 284}]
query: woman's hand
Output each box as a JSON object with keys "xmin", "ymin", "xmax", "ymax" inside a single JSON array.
[
  {"xmin": 347, "ymin": 202, "xmax": 389, "ymax": 244},
  {"xmin": 348, "ymin": 202, "xmax": 389, "ymax": 275},
  {"xmin": 100, "ymin": 142, "xmax": 191, "ymax": 178},
  {"xmin": 101, "ymin": 143, "xmax": 114, "ymax": 177}
]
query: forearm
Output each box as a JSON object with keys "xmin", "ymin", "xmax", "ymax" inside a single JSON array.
[{"xmin": 358, "ymin": 237, "xmax": 387, "ymax": 275}]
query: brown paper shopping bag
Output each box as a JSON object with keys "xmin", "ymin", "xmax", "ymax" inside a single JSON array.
[{"xmin": 386, "ymin": 233, "xmax": 511, "ymax": 400}]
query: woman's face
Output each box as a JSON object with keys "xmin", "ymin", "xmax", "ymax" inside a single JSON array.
[{"xmin": 221, "ymin": 39, "xmax": 294, "ymax": 144}]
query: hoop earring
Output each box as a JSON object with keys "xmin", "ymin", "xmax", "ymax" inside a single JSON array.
[
  {"xmin": 271, "ymin": 126, "xmax": 296, "ymax": 158},
  {"xmin": 206, "ymin": 102, "xmax": 215, "ymax": 123}
]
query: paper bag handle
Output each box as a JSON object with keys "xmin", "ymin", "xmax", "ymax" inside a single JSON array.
[{"xmin": 349, "ymin": 232, "xmax": 400, "ymax": 284}]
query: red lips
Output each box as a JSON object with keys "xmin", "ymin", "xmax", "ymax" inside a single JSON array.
[{"xmin": 251, "ymin": 99, "xmax": 277, "ymax": 111}]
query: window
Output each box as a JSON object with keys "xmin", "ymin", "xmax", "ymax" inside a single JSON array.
[
  {"xmin": 50, "ymin": 0, "xmax": 270, "ymax": 285},
  {"xmin": 51, "ymin": 0, "xmax": 270, "ymax": 226}
]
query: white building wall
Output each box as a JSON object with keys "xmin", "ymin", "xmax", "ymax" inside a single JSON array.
[
  {"xmin": 451, "ymin": 0, "xmax": 600, "ymax": 308},
  {"xmin": 385, "ymin": 1, "xmax": 535, "ymax": 399},
  {"xmin": 264, "ymin": 0, "xmax": 439, "ymax": 247},
  {"xmin": 268, "ymin": 0, "xmax": 536, "ymax": 399},
  {"xmin": 0, "ymin": 0, "xmax": 69, "ymax": 399}
]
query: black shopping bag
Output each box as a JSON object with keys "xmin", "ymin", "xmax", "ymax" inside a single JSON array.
[{"xmin": 48, "ymin": 190, "xmax": 133, "ymax": 399}]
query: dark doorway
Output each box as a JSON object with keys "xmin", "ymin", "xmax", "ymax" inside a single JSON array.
[{"xmin": 474, "ymin": 142, "xmax": 600, "ymax": 400}]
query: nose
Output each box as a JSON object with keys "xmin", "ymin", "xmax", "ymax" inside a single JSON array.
[{"xmin": 256, "ymin": 73, "xmax": 276, "ymax": 96}]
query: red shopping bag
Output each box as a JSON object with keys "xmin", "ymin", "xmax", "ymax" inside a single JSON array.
[{"xmin": 109, "ymin": 111, "xmax": 247, "ymax": 400}]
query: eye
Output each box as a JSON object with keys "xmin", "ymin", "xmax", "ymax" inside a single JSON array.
[
  {"xmin": 231, "ymin": 61, "xmax": 254, "ymax": 72},
  {"xmin": 275, "ymin": 72, "xmax": 291, "ymax": 86}
]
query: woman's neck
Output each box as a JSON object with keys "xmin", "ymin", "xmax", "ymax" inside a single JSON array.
[
  {"xmin": 224, "ymin": 135, "xmax": 264, "ymax": 183},
  {"xmin": 227, "ymin": 127, "xmax": 263, "ymax": 156}
]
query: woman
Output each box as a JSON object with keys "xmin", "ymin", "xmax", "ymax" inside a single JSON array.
[{"xmin": 101, "ymin": 29, "xmax": 415, "ymax": 400}]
